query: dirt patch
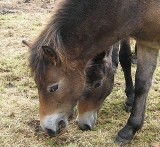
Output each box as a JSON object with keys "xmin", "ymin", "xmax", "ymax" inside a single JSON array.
[{"xmin": 27, "ymin": 119, "xmax": 46, "ymax": 136}]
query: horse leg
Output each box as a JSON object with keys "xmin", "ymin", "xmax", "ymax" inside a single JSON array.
[
  {"xmin": 116, "ymin": 42, "xmax": 159, "ymax": 144},
  {"xmin": 119, "ymin": 38, "xmax": 134, "ymax": 112}
]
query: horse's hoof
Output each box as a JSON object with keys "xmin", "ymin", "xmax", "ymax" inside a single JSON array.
[
  {"xmin": 115, "ymin": 134, "xmax": 131, "ymax": 145},
  {"xmin": 124, "ymin": 103, "xmax": 132, "ymax": 113}
]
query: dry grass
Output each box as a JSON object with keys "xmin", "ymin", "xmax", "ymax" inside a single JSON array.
[{"xmin": 0, "ymin": 1, "xmax": 160, "ymax": 147}]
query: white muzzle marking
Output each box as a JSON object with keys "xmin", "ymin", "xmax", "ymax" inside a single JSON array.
[
  {"xmin": 76, "ymin": 110, "xmax": 97, "ymax": 130},
  {"xmin": 41, "ymin": 113, "xmax": 68, "ymax": 132}
]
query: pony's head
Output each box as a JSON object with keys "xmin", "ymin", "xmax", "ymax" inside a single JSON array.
[
  {"xmin": 29, "ymin": 33, "xmax": 86, "ymax": 137},
  {"xmin": 76, "ymin": 49, "xmax": 116, "ymax": 131}
]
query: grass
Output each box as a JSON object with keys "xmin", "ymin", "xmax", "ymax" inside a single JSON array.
[{"xmin": 0, "ymin": 1, "xmax": 160, "ymax": 147}]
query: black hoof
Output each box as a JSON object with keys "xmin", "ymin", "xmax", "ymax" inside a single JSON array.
[
  {"xmin": 115, "ymin": 134, "xmax": 131, "ymax": 145},
  {"xmin": 124, "ymin": 103, "xmax": 132, "ymax": 113},
  {"xmin": 116, "ymin": 124, "xmax": 135, "ymax": 145}
]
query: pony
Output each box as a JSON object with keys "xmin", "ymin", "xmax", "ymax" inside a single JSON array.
[
  {"xmin": 29, "ymin": 0, "xmax": 160, "ymax": 144},
  {"xmin": 77, "ymin": 43, "xmax": 119, "ymax": 131}
]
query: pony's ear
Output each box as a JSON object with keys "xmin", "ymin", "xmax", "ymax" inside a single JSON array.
[{"xmin": 42, "ymin": 46, "xmax": 57, "ymax": 58}]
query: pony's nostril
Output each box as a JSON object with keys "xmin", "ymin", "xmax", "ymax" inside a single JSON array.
[
  {"xmin": 46, "ymin": 128, "xmax": 56, "ymax": 137},
  {"xmin": 58, "ymin": 120, "xmax": 66, "ymax": 131},
  {"xmin": 79, "ymin": 124, "xmax": 92, "ymax": 131},
  {"xmin": 84, "ymin": 124, "xmax": 92, "ymax": 130}
]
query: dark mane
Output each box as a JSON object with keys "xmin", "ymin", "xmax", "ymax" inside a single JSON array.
[{"xmin": 29, "ymin": 0, "xmax": 97, "ymax": 86}]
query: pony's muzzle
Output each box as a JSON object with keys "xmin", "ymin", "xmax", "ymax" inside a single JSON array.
[
  {"xmin": 40, "ymin": 113, "xmax": 68, "ymax": 137},
  {"xmin": 76, "ymin": 111, "xmax": 97, "ymax": 131}
]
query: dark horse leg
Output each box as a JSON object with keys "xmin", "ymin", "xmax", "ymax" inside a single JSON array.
[
  {"xmin": 119, "ymin": 38, "xmax": 134, "ymax": 112},
  {"xmin": 116, "ymin": 41, "xmax": 159, "ymax": 144}
]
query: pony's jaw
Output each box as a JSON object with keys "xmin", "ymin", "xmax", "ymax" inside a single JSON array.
[
  {"xmin": 40, "ymin": 113, "xmax": 68, "ymax": 137},
  {"xmin": 76, "ymin": 110, "xmax": 97, "ymax": 131}
]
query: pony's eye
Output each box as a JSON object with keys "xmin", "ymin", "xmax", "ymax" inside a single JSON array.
[
  {"xmin": 48, "ymin": 84, "xmax": 59, "ymax": 93},
  {"xmin": 94, "ymin": 81, "xmax": 101, "ymax": 88}
]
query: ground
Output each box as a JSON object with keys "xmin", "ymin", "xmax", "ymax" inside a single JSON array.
[{"xmin": 0, "ymin": 0, "xmax": 160, "ymax": 147}]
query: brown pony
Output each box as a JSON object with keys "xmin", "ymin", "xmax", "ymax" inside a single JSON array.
[
  {"xmin": 29, "ymin": 0, "xmax": 160, "ymax": 144},
  {"xmin": 77, "ymin": 44, "xmax": 119, "ymax": 131}
]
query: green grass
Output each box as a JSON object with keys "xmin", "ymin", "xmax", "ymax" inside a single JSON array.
[{"xmin": 0, "ymin": 1, "xmax": 160, "ymax": 147}]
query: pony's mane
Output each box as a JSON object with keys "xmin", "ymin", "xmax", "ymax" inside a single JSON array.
[{"xmin": 29, "ymin": 0, "xmax": 98, "ymax": 86}]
